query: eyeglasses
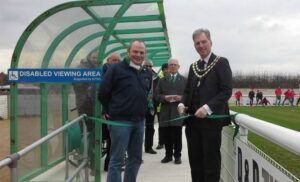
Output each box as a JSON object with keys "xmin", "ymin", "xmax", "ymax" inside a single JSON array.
[{"xmin": 145, "ymin": 65, "xmax": 153, "ymax": 68}]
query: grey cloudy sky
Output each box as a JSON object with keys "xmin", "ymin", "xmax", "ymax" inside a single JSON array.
[{"xmin": 1, "ymin": 0, "xmax": 300, "ymax": 74}]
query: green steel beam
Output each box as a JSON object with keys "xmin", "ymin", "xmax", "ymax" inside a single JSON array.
[
  {"xmin": 87, "ymin": 2, "xmax": 132, "ymax": 181},
  {"xmin": 40, "ymin": 83, "xmax": 48, "ymax": 167},
  {"xmin": 41, "ymin": 19, "xmax": 97, "ymax": 68},
  {"xmin": 64, "ymin": 32, "xmax": 104, "ymax": 68},
  {"xmin": 102, "ymin": 15, "xmax": 160, "ymax": 23},
  {"xmin": 113, "ymin": 27, "xmax": 164, "ymax": 34},
  {"xmin": 104, "ymin": 42, "xmax": 167, "ymax": 58},
  {"xmin": 158, "ymin": 2, "xmax": 172, "ymax": 57}
]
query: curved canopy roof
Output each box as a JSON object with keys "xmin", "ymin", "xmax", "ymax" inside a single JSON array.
[{"xmin": 11, "ymin": 0, "xmax": 172, "ymax": 69}]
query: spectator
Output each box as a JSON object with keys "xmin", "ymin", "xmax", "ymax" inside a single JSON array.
[
  {"xmin": 290, "ymin": 89, "xmax": 296, "ymax": 106},
  {"xmin": 143, "ymin": 60, "xmax": 157, "ymax": 154},
  {"xmin": 234, "ymin": 90, "xmax": 242, "ymax": 106},
  {"xmin": 282, "ymin": 89, "xmax": 291, "ymax": 106},
  {"xmin": 101, "ymin": 53, "xmax": 121, "ymax": 172},
  {"xmin": 260, "ymin": 97, "xmax": 271, "ymax": 106},
  {"xmin": 256, "ymin": 90, "xmax": 263, "ymax": 106},
  {"xmin": 248, "ymin": 89, "xmax": 255, "ymax": 106},
  {"xmin": 274, "ymin": 87, "xmax": 282, "ymax": 106},
  {"xmin": 72, "ymin": 51, "xmax": 98, "ymax": 174}
]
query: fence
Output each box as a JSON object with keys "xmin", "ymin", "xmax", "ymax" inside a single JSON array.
[
  {"xmin": 220, "ymin": 111, "xmax": 300, "ymax": 182},
  {"xmin": 0, "ymin": 115, "xmax": 89, "ymax": 182}
]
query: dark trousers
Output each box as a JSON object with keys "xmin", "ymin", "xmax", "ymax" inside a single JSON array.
[
  {"xmin": 162, "ymin": 126, "xmax": 182, "ymax": 158},
  {"xmin": 145, "ymin": 112, "xmax": 155, "ymax": 150},
  {"xmin": 249, "ymin": 98, "xmax": 254, "ymax": 106},
  {"xmin": 185, "ymin": 119, "xmax": 222, "ymax": 182},
  {"xmin": 157, "ymin": 113, "xmax": 165, "ymax": 146}
]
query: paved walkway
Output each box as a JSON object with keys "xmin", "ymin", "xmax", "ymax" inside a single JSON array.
[{"xmin": 32, "ymin": 122, "xmax": 191, "ymax": 181}]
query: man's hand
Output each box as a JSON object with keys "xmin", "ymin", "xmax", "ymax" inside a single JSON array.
[
  {"xmin": 165, "ymin": 95, "xmax": 173, "ymax": 102},
  {"xmin": 174, "ymin": 95, "xmax": 182, "ymax": 102},
  {"xmin": 194, "ymin": 107, "xmax": 207, "ymax": 118},
  {"xmin": 178, "ymin": 104, "xmax": 187, "ymax": 116}
]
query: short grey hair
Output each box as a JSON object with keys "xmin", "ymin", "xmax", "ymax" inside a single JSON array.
[
  {"xmin": 168, "ymin": 58, "xmax": 179, "ymax": 65},
  {"xmin": 143, "ymin": 60, "xmax": 153, "ymax": 65},
  {"xmin": 192, "ymin": 28, "xmax": 211, "ymax": 41}
]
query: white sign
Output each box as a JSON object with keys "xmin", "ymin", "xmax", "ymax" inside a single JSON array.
[{"xmin": 236, "ymin": 139, "xmax": 296, "ymax": 182}]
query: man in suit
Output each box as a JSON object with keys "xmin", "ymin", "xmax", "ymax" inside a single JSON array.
[
  {"xmin": 155, "ymin": 58, "xmax": 186, "ymax": 164},
  {"xmin": 178, "ymin": 28, "xmax": 232, "ymax": 182}
]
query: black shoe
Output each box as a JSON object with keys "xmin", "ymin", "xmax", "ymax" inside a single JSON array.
[
  {"xmin": 161, "ymin": 156, "xmax": 172, "ymax": 163},
  {"xmin": 156, "ymin": 144, "xmax": 164, "ymax": 150},
  {"xmin": 145, "ymin": 148, "xmax": 157, "ymax": 154},
  {"xmin": 174, "ymin": 157, "xmax": 182, "ymax": 164}
]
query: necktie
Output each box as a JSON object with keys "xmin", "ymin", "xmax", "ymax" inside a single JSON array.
[
  {"xmin": 171, "ymin": 75, "xmax": 175, "ymax": 83},
  {"xmin": 199, "ymin": 60, "xmax": 205, "ymax": 69}
]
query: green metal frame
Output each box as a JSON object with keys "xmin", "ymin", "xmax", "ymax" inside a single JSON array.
[{"xmin": 10, "ymin": 0, "xmax": 171, "ymax": 181}]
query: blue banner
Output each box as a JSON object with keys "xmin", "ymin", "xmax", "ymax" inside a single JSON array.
[{"xmin": 8, "ymin": 68, "xmax": 103, "ymax": 83}]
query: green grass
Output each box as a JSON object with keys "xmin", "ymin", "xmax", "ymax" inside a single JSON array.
[{"xmin": 230, "ymin": 106, "xmax": 300, "ymax": 179}]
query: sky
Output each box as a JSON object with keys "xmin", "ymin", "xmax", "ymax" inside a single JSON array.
[{"xmin": 1, "ymin": 0, "xmax": 300, "ymax": 75}]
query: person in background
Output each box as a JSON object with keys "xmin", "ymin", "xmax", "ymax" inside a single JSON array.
[
  {"xmin": 256, "ymin": 90, "xmax": 263, "ymax": 106},
  {"xmin": 282, "ymin": 89, "xmax": 290, "ymax": 106},
  {"xmin": 274, "ymin": 87, "xmax": 282, "ymax": 106},
  {"xmin": 99, "ymin": 40, "xmax": 152, "ymax": 182},
  {"xmin": 143, "ymin": 60, "xmax": 157, "ymax": 154},
  {"xmin": 101, "ymin": 53, "xmax": 121, "ymax": 172},
  {"xmin": 248, "ymin": 89, "xmax": 255, "ymax": 106},
  {"xmin": 154, "ymin": 63, "xmax": 169, "ymax": 150},
  {"xmin": 289, "ymin": 89, "xmax": 296, "ymax": 106},
  {"xmin": 72, "ymin": 51, "xmax": 99, "ymax": 175},
  {"xmin": 102, "ymin": 53, "xmax": 121, "ymax": 73},
  {"xmin": 178, "ymin": 28, "xmax": 232, "ymax": 182},
  {"xmin": 155, "ymin": 58, "xmax": 186, "ymax": 164},
  {"xmin": 261, "ymin": 97, "xmax": 271, "ymax": 106},
  {"xmin": 234, "ymin": 90, "xmax": 242, "ymax": 106}
]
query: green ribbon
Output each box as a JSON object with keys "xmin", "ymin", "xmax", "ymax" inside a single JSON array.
[
  {"xmin": 85, "ymin": 113, "xmax": 240, "ymax": 140},
  {"xmin": 85, "ymin": 116, "xmax": 132, "ymax": 126},
  {"xmin": 160, "ymin": 113, "xmax": 240, "ymax": 140}
]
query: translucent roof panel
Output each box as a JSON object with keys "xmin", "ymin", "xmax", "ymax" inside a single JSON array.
[
  {"xmin": 70, "ymin": 37, "xmax": 103, "ymax": 68},
  {"xmin": 115, "ymin": 21, "xmax": 162, "ymax": 30},
  {"xmin": 48, "ymin": 24, "xmax": 104, "ymax": 68},
  {"xmin": 123, "ymin": 3, "xmax": 159, "ymax": 16},
  {"xmin": 13, "ymin": 0, "xmax": 172, "ymax": 70},
  {"xmin": 118, "ymin": 32, "xmax": 164, "ymax": 39},
  {"xmin": 90, "ymin": 5, "xmax": 122, "ymax": 17},
  {"xmin": 18, "ymin": 7, "xmax": 92, "ymax": 68}
]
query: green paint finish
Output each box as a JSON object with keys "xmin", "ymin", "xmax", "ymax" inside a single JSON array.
[
  {"xmin": 40, "ymin": 83, "xmax": 48, "ymax": 167},
  {"xmin": 64, "ymin": 32, "xmax": 104, "ymax": 68},
  {"xmin": 42, "ymin": 19, "xmax": 97, "ymax": 68}
]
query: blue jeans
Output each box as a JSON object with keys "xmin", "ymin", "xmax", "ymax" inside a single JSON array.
[{"xmin": 107, "ymin": 120, "xmax": 144, "ymax": 182}]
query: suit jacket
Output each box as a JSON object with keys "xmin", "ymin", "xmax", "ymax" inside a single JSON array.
[
  {"xmin": 155, "ymin": 73, "xmax": 187, "ymax": 127},
  {"xmin": 183, "ymin": 53, "xmax": 232, "ymax": 128}
]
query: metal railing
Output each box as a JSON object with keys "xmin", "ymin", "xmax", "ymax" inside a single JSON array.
[
  {"xmin": 231, "ymin": 111, "xmax": 300, "ymax": 156},
  {"xmin": 0, "ymin": 114, "xmax": 89, "ymax": 182}
]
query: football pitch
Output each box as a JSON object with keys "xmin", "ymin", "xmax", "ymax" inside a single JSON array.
[{"xmin": 230, "ymin": 106, "xmax": 300, "ymax": 179}]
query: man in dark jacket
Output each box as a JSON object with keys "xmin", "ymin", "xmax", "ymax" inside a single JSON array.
[
  {"xmin": 178, "ymin": 28, "xmax": 232, "ymax": 182},
  {"xmin": 72, "ymin": 51, "xmax": 98, "ymax": 174},
  {"xmin": 99, "ymin": 40, "xmax": 152, "ymax": 182},
  {"xmin": 143, "ymin": 60, "xmax": 158, "ymax": 154},
  {"xmin": 101, "ymin": 52, "xmax": 121, "ymax": 172},
  {"xmin": 155, "ymin": 58, "xmax": 186, "ymax": 165}
]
